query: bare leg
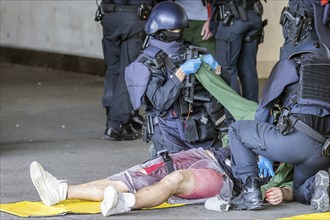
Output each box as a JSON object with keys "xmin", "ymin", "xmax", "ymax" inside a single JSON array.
[
  {"xmin": 68, "ymin": 179, "xmax": 129, "ymax": 201},
  {"xmin": 30, "ymin": 161, "xmax": 131, "ymax": 205},
  {"xmin": 133, "ymin": 170, "xmax": 196, "ymax": 209}
]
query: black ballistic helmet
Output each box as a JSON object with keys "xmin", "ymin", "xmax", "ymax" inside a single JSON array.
[
  {"xmin": 144, "ymin": 2, "xmax": 188, "ymax": 35},
  {"xmin": 289, "ymin": 41, "xmax": 330, "ymax": 59}
]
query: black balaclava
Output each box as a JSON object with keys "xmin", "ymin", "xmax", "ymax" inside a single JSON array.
[{"xmin": 155, "ymin": 30, "xmax": 183, "ymax": 42}]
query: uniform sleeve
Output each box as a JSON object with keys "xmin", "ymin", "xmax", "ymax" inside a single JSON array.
[
  {"xmin": 125, "ymin": 61, "xmax": 152, "ymax": 110},
  {"xmin": 146, "ymin": 68, "xmax": 182, "ymax": 112},
  {"xmin": 254, "ymin": 101, "xmax": 275, "ymax": 123}
]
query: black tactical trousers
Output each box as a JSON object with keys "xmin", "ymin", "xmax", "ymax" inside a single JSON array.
[
  {"xmin": 215, "ymin": 10, "xmax": 262, "ymax": 104},
  {"xmin": 101, "ymin": 11, "xmax": 145, "ymax": 129},
  {"xmin": 229, "ymin": 120, "xmax": 330, "ymax": 204},
  {"xmin": 215, "ymin": 10, "xmax": 262, "ymax": 122}
]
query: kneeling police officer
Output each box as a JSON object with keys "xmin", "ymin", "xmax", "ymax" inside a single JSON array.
[
  {"xmin": 228, "ymin": 41, "xmax": 330, "ymax": 212},
  {"xmin": 125, "ymin": 2, "xmax": 226, "ymax": 158}
]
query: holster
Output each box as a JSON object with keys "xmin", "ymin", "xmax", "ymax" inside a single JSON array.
[
  {"xmin": 203, "ymin": 97, "xmax": 225, "ymax": 128},
  {"xmin": 243, "ymin": 19, "xmax": 267, "ymax": 44},
  {"xmin": 280, "ymin": 7, "xmax": 313, "ymax": 44},
  {"xmin": 277, "ymin": 114, "xmax": 295, "ymax": 135},
  {"xmin": 276, "ymin": 108, "xmax": 294, "ymax": 135},
  {"xmin": 142, "ymin": 116, "xmax": 156, "ymax": 143},
  {"xmin": 137, "ymin": 3, "xmax": 152, "ymax": 20}
]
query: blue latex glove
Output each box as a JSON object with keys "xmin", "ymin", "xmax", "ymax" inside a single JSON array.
[
  {"xmin": 203, "ymin": 54, "xmax": 219, "ymax": 70},
  {"xmin": 180, "ymin": 58, "xmax": 202, "ymax": 75},
  {"xmin": 258, "ymin": 156, "xmax": 275, "ymax": 178}
]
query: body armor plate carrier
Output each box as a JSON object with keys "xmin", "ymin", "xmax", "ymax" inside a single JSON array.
[{"xmin": 292, "ymin": 56, "xmax": 330, "ymax": 110}]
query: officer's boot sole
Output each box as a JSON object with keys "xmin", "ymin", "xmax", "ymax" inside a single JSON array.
[{"xmin": 311, "ymin": 170, "xmax": 330, "ymax": 212}]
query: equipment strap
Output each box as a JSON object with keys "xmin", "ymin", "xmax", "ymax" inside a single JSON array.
[
  {"xmin": 158, "ymin": 150, "xmax": 175, "ymax": 174},
  {"xmin": 163, "ymin": 55, "xmax": 178, "ymax": 74},
  {"xmin": 288, "ymin": 115, "xmax": 327, "ymax": 144}
]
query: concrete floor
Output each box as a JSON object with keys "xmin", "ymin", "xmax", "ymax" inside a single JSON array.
[{"xmin": 0, "ymin": 62, "xmax": 322, "ymax": 219}]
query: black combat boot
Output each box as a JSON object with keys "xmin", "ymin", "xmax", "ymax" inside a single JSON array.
[
  {"xmin": 230, "ymin": 177, "xmax": 264, "ymax": 210},
  {"xmin": 104, "ymin": 123, "xmax": 139, "ymax": 141}
]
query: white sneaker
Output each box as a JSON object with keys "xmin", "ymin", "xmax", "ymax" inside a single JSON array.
[
  {"xmin": 311, "ymin": 170, "xmax": 330, "ymax": 212},
  {"xmin": 30, "ymin": 161, "xmax": 68, "ymax": 206},
  {"xmin": 205, "ymin": 197, "xmax": 230, "ymax": 212},
  {"xmin": 100, "ymin": 185, "xmax": 135, "ymax": 217}
]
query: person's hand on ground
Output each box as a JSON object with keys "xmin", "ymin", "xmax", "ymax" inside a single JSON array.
[
  {"xmin": 265, "ymin": 187, "xmax": 284, "ymax": 205},
  {"xmin": 265, "ymin": 187, "xmax": 293, "ymax": 205}
]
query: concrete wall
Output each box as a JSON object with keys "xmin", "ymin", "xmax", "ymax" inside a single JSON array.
[
  {"xmin": 0, "ymin": 0, "xmax": 287, "ymax": 77},
  {"xmin": 257, "ymin": 0, "xmax": 287, "ymax": 77},
  {"xmin": 0, "ymin": 0, "xmax": 103, "ymax": 59}
]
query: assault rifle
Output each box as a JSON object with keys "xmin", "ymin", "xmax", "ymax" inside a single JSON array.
[{"xmin": 180, "ymin": 45, "xmax": 208, "ymax": 115}]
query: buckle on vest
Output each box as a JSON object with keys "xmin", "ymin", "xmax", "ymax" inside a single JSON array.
[
  {"xmin": 322, "ymin": 138, "xmax": 330, "ymax": 157},
  {"xmin": 277, "ymin": 107, "xmax": 293, "ymax": 135}
]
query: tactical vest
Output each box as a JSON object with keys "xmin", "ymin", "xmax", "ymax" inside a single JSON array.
[
  {"xmin": 127, "ymin": 45, "xmax": 225, "ymax": 143},
  {"xmin": 282, "ymin": 55, "xmax": 330, "ymax": 116}
]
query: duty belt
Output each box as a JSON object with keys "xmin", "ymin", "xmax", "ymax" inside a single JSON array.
[
  {"xmin": 218, "ymin": 0, "xmax": 262, "ymax": 24},
  {"xmin": 288, "ymin": 114, "xmax": 330, "ymax": 157},
  {"xmin": 102, "ymin": 4, "xmax": 139, "ymax": 13},
  {"xmin": 223, "ymin": 1, "xmax": 255, "ymax": 12},
  {"xmin": 278, "ymin": 108, "xmax": 330, "ymax": 157}
]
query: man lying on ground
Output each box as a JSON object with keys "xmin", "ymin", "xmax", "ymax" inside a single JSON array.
[{"xmin": 30, "ymin": 147, "xmax": 293, "ymax": 217}]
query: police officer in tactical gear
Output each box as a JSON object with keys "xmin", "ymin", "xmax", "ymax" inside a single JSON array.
[
  {"xmin": 125, "ymin": 2, "xmax": 225, "ymax": 157},
  {"xmin": 96, "ymin": 0, "xmax": 155, "ymax": 141},
  {"xmin": 280, "ymin": 0, "xmax": 330, "ymax": 59},
  {"xmin": 228, "ymin": 41, "xmax": 330, "ymax": 212},
  {"xmin": 208, "ymin": 0, "xmax": 266, "ymax": 126}
]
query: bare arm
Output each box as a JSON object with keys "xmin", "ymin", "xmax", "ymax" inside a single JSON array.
[{"xmin": 201, "ymin": 3, "xmax": 213, "ymax": 40}]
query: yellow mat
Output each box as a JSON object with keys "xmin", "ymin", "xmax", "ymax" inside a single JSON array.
[
  {"xmin": 279, "ymin": 212, "xmax": 330, "ymax": 220},
  {"xmin": 1, "ymin": 200, "xmax": 328, "ymax": 219},
  {"xmin": 0, "ymin": 199, "xmax": 185, "ymax": 218}
]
